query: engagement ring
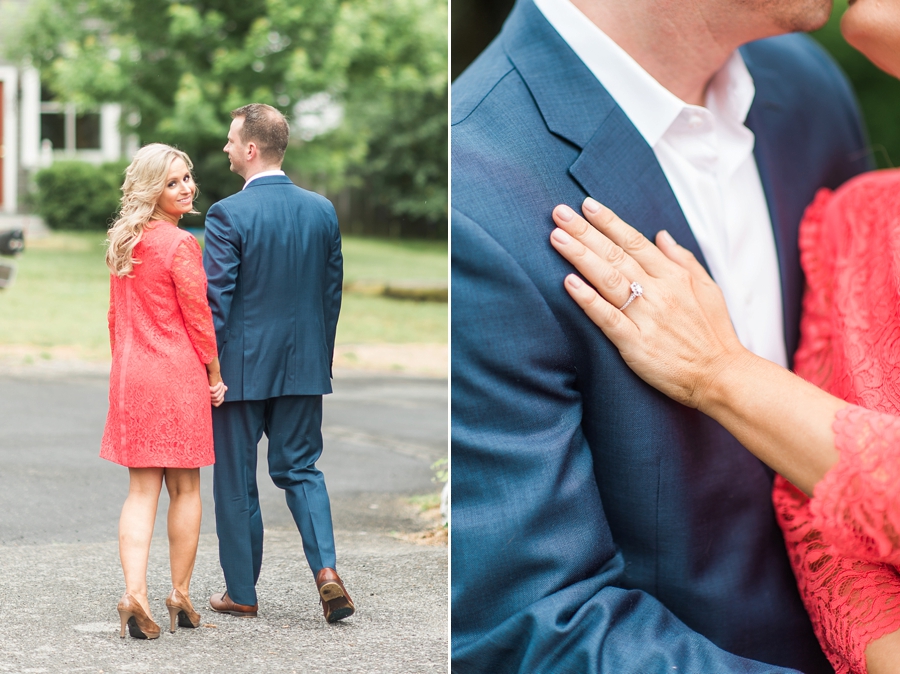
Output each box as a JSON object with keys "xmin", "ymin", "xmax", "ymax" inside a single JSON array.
[{"xmin": 618, "ymin": 282, "xmax": 643, "ymax": 311}]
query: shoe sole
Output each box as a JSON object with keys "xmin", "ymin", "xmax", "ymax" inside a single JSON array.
[
  {"xmin": 126, "ymin": 615, "xmax": 161, "ymax": 639},
  {"xmin": 210, "ymin": 607, "xmax": 258, "ymax": 617},
  {"xmin": 325, "ymin": 603, "xmax": 355, "ymax": 623},
  {"xmin": 177, "ymin": 610, "xmax": 201, "ymax": 628},
  {"xmin": 319, "ymin": 582, "xmax": 355, "ymax": 623},
  {"xmin": 318, "ymin": 581, "xmax": 345, "ymax": 603}
]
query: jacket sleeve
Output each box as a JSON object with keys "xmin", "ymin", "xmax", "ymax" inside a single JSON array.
[
  {"xmin": 202, "ymin": 201, "xmax": 240, "ymax": 350},
  {"xmin": 450, "ymin": 209, "xmax": 798, "ymax": 674},
  {"xmin": 324, "ymin": 203, "xmax": 342, "ymax": 372}
]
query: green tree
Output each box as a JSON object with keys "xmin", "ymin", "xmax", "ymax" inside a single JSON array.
[
  {"xmin": 8, "ymin": 0, "xmax": 447, "ymax": 234},
  {"xmin": 811, "ymin": 1, "xmax": 900, "ymax": 168},
  {"xmin": 292, "ymin": 0, "xmax": 448, "ymax": 228}
]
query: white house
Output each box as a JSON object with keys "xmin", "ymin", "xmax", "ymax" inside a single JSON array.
[{"xmin": 0, "ymin": 0, "xmax": 127, "ymax": 215}]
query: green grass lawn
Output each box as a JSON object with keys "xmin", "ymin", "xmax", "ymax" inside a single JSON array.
[
  {"xmin": 0, "ymin": 231, "xmax": 447, "ymax": 359},
  {"xmin": 341, "ymin": 237, "xmax": 447, "ymax": 284}
]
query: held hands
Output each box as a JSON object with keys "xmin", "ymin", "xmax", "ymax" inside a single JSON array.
[
  {"xmin": 549, "ymin": 197, "xmax": 751, "ymax": 411},
  {"xmin": 209, "ymin": 380, "xmax": 227, "ymax": 407},
  {"xmin": 206, "ymin": 356, "xmax": 226, "ymax": 407},
  {"xmin": 207, "ymin": 371, "xmax": 227, "ymax": 407}
]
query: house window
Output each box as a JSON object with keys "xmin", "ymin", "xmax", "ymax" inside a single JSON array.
[
  {"xmin": 40, "ymin": 103, "xmax": 104, "ymax": 153},
  {"xmin": 39, "ymin": 112, "xmax": 65, "ymax": 149},
  {"xmin": 39, "ymin": 85, "xmax": 103, "ymax": 152},
  {"xmin": 75, "ymin": 113, "xmax": 101, "ymax": 149},
  {"xmin": 23, "ymin": 75, "xmax": 123, "ymax": 167}
]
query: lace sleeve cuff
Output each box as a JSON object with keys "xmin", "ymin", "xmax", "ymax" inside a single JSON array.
[
  {"xmin": 774, "ymin": 474, "xmax": 900, "ymax": 674},
  {"xmin": 810, "ymin": 406, "xmax": 900, "ymax": 566}
]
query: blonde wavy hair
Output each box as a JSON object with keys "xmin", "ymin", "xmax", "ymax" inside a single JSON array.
[{"xmin": 106, "ymin": 143, "xmax": 198, "ymax": 277}]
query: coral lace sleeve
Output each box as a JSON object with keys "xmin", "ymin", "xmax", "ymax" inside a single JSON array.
[
  {"xmin": 774, "ymin": 475, "xmax": 900, "ymax": 674},
  {"xmin": 108, "ymin": 274, "xmax": 117, "ymax": 355},
  {"xmin": 792, "ymin": 188, "xmax": 836, "ymax": 391},
  {"xmin": 170, "ymin": 237, "xmax": 217, "ymax": 364},
  {"xmin": 811, "ymin": 406, "xmax": 900, "ymax": 566}
]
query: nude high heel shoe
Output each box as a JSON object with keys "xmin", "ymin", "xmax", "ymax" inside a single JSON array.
[
  {"xmin": 117, "ymin": 593, "xmax": 161, "ymax": 639},
  {"xmin": 165, "ymin": 588, "xmax": 201, "ymax": 632}
]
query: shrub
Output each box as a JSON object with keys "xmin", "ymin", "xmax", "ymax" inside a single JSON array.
[{"xmin": 34, "ymin": 161, "xmax": 127, "ymax": 231}]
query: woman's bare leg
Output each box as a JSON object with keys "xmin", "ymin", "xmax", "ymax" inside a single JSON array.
[
  {"xmin": 119, "ymin": 467, "xmax": 165, "ymax": 616},
  {"xmin": 164, "ymin": 468, "xmax": 202, "ymax": 595}
]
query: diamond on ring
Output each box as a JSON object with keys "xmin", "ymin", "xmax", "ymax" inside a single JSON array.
[{"xmin": 618, "ymin": 282, "xmax": 643, "ymax": 311}]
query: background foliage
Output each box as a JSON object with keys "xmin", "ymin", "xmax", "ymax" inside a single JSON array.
[
  {"xmin": 810, "ymin": 1, "xmax": 900, "ymax": 168},
  {"xmin": 9, "ymin": 0, "xmax": 448, "ymax": 236},
  {"xmin": 33, "ymin": 162, "xmax": 125, "ymax": 231}
]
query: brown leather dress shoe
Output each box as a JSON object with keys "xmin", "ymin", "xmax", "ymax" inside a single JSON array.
[
  {"xmin": 209, "ymin": 592, "xmax": 258, "ymax": 617},
  {"xmin": 316, "ymin": 568, "xmax": 355, "ymax": 623}
]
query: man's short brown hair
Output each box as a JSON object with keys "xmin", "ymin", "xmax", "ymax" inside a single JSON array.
[{"xmin": 231, "ymin": 103, "xmax": 290, "ymax": 165}]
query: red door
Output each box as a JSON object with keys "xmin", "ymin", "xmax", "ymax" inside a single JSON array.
[{"xmin": 0, "ymin": 81, "xmax": 4, "ymax": 208}]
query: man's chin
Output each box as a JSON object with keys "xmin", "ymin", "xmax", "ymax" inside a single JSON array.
[{"xmin": 782, "ymin": 0, "xmax": 834, "ymax": 33}]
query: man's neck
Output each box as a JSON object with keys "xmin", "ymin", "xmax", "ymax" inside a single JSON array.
[
  {"xmin": 241, "ymin": 165, "xmax": 284, "ymax": 182},
  {"xmin": 570, "ymin": 0, "xmax": 777, "ymax": 105}
]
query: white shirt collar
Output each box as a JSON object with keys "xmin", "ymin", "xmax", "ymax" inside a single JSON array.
[
  {"xmin": 532, "ymin": 0, "xmax": 755, "ymax": 147},
  {"xmin": 242, "ymin": 169, "xmax": 286, "ymax": 190}
]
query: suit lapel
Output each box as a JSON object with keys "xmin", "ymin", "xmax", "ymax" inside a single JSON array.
[
  {"xmin": 741, "ymin": 48, "xmax": 801, "ymax": 360},
  {"xmin": 502, "ymin": 0, "xmax": 708, "ymax": 270},
  {"xmin": 568, "ymin": 111, "xmax": 708, "ymax": 269}
]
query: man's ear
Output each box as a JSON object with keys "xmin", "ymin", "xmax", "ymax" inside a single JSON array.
[{"xmin": 246, "ymin": 142, "xmax": 258, "ymax": 162}]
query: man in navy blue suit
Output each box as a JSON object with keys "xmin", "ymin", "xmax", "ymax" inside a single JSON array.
[
  {"xmin": 203, "ymin": 103, "xmax": 353, "ymax": 623},
  {"xmin": 452, "ymin": 0, "xmax": 870, "ymax": 671}
]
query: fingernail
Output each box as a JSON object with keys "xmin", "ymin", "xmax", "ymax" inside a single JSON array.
[
  {"xmin": 566, "ymin": 274, "xmax": 583, "ymax": 289},
  {"xmin": 583, "ymin": 197, "xmax": 600, "ymax": 213},
  {"xmin": 551, "ymin": 228, "xmax": 572, "ymax": 245},
  {"xmin": 659, "ymin": 230, "xmax": 676, "ymax": 246},
  {"xmin": 555, "ymin": 204, "xmax": 575, "ymax": 221}
]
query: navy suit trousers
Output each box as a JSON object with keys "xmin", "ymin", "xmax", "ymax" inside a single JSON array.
[{"xmin": 212, "ymin": 395, "xmax": 337, "ymax": 606}]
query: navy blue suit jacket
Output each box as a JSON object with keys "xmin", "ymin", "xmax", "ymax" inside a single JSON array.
[
  {"xmin": 451, "ymin": 2, "xmax": 870, "ymax": 672},
  {"xmin": 203, "ymin": 175, "xmax": 342, "ymax": 401}
]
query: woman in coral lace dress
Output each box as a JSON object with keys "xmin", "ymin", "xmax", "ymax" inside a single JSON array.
[
  {"xmin": 101, "ymin": 144, "xmax": 226, "ymax": 640},
  {"xmin": 546, "ymin": 3, "xmax": 900, "ymax": 673}
]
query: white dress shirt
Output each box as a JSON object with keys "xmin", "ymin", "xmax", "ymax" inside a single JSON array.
[
  {"xmin": 534, "ymin": 0, "xmax": 787, "ymax": 367},
  {"xmin": 243, "ymin": 169, "xmax": 286, "ymax": 190}
]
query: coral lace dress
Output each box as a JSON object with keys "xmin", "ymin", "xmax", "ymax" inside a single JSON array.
[
  {"xmin": 100, "ymin": 221, "xmax": 217, "ymax": 468},
  {"xmin": 774, "ymin": 169, "xmax": 900, "ymax": 674}
]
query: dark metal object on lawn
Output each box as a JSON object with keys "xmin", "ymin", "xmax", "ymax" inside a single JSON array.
[
  {"xmin": 0, "ymin": 228, "xmax": 24, "ymax": 289},
  {"xmin": 0, "ymin": 229, "xmax": 24, "ymax": 256}
]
